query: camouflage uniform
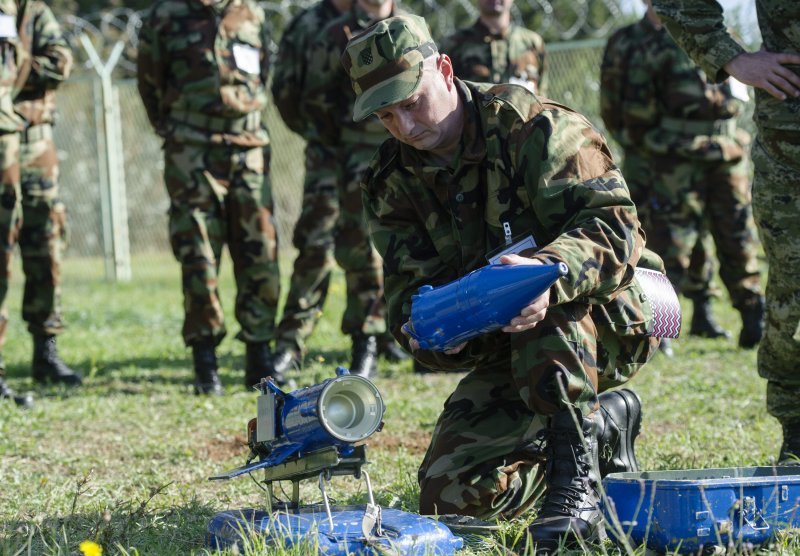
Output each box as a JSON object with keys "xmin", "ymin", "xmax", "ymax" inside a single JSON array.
[
  {"xmin": 13, "ymin": 0, "xmax": 72, "ymax": 343},
  {"xmin": 137, "ymin": 0, "xmax": 280, "ymax": 348},
  {"xmin": 362, "ymin": 78, "xmax": 662, "ymax": 519},
  {"xmin": 270, "ymin": 2, "xmax": 388, "ymax": 356},
  {"xmin": 441, "ymin": 19, "xmax": 545, "ymax": 94},
  {"xmin": 0, "ymin": 0, "xmax": 22, "ymax": 361},
  {"xmin": 600, "ymin": 16, "xmax": 762, "ymax": 310},
  {"xmin": 652, "ymin": 0, "xmax": 800, "ymax": 434}
]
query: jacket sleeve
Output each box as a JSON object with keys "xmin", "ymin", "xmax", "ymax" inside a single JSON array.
[
  {"xmin": 136, "ymin": 6, "xmax": 166, "ymax": 133},
  {"xmin": 651, "ymin": 0, "xmax": 745, "ymax": 82},
  {"xmin": 271, "ymin": 16, "xmax": 310, "ymax": 136},
  {"xmin": 515, "ymin": 107, "xmax": 644, "ymax": 305},
  {"xmin": 23, "ymin": 3, "xmax": 72, "ymax": 92}
]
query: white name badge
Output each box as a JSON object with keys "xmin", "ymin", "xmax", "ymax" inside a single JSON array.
[
  {"xmin": 0, "ymin": 15, "xmax": 17, "ymax": 39},
  {"xmin": 729, "ymin": 77, "xmax": 750, "ymax": 102},
  {"xmin": 508, "ymin": 75, "xmax": 536, "ymax": 94},
  {"xmin": 232, "ymin": 43, "xmax": 261, "ymax": 75},
  {"xmin": 487, "ymin": 235, "xmax": 537, "ymax": 265}
]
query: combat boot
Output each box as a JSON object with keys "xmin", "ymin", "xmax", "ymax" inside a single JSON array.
[
  {"xmin": 0, "ymin": 376, "xmax": 32, "ymax": 408},
  {"xmin": 689, "ymin": 295, "xmax": 731, "ymax": 339},
  {"xmin": 192, "ymin": 340, "xmax": 221, "ymax": 396},
  {"xmin": 269, "ymin": 347, "xmax": 301, "ymax": 381},
  {"xmin": 244, "ymin": 342, "xmax": 273, "ymax": 388},
  {"xmin": 738, "ymin": 295, "xmax": 765, "ymax": 349},
  {"xmin": 378, "ymin": 335, "xmax": 410, "ymax": 362},
  {"xmin": 32, "ymin": 334, "xmax": 82, "ymax": 387},
  {"xmin": 524, "ymin": 409, "xmax": 604, "ymax": 553},
  {"xmin": 350, "ymin": 333, "xmax": 378, "ymax": 378},
  {"xmin": 597, "ymin": 389, "xmax": 642, "ymax": 477},
  {"xmin": 778, "ymin": 421, "xmax": 800, "ymax": 465}
]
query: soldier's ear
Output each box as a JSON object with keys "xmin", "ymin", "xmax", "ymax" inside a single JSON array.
[{"xmin": 438, "ymin": 54, "xmax": 455, "ymax": 89}]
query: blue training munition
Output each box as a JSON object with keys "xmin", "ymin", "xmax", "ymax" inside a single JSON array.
[{"xmin": 407, "ymin": 262, "xmax": 568, "ymax": 351}]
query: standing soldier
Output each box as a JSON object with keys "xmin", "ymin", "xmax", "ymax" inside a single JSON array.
[
  {"xmin": 14, "ymin": 0, "xmax": 79, "ymax": 388},
  {"xmin": 137, "ymin": 0, "xmax": 282, "ymax": 394},
  {"xmin": 651, "ymin": 0, "xmax": 800, "ymax": 463},
  {"xmin": 0, "ymin": 0, "xmax": 31, "ymax": 407},
  {"xmin": 441, "ymin": 0, "xmax": 545, "ymax": 94},
  {"xmin": 600, "ymin": 0, "xmax": 765, "ymax": 352},
  {"xmin": 269, "ymin": 0, "xmax": 406, "ymax": 379}
]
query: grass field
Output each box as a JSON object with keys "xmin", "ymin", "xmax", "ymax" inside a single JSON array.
[{"xmin": 0, "ymin": 252, "xmax": 790, "ymax": 555}]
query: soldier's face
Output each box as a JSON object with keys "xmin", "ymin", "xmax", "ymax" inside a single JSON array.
[
  {"xmin": 375, "ymin": 56, "xmax": 462, "ymax": 155},
  {"xmin": 478, "ymin": 0, "xmax": 513, "ymax": 16}
]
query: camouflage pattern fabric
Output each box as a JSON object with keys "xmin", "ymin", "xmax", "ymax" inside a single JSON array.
[
  {"xmin": 12, "ymin": 0, "xmax": 72, "ymax": 338},
  {"xmin": 164, "ymin": 142, "xmax": 279, "ymax": 346},
  {"xmin": 273, "ymin": 2, "xmax": 391, "ymax": 354},
  {"xmin": 362, "ymin": 80, "xmax": 662, "ymax": 518},
  {"xmin": 0, "ymin": 0, "xmax": 22, "ymax": 357},
  {"xmin": 599, "ymin": 17, "xmax": 761, "ymax": 307},
  {"xmin": 441, "ymin": 19, "xmax": 546, "ymax": 94},
  {"xmin": 653, "ymin": 0, "xmax": 800, "ymax": 425},
  {"xmin": 137, "ymin": 0, "xmax": 280, "ymax": 347}
]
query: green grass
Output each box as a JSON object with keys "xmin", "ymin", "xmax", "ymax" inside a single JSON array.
[{"xmin": 0, "ymin": 253, "xmax": 791, "ymax": 555}]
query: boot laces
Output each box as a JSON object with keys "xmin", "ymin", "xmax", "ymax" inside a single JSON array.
[{"xmin": 538, "ymin": 428, "xmax": 596, "ymax": 518}]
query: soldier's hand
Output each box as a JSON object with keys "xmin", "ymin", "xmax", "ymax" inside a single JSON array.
[
  {"xmin": 724, "ymin": 49, "xmax": 800, "ymax": 100},
  {"xmin": 499, "ymin": 254, "xmax": 550, "ymax": 333}
]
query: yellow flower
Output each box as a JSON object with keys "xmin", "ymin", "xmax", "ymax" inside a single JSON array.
[{"xmin": 79, "ymin": 540, "xmax": 102, "ymax": 556}]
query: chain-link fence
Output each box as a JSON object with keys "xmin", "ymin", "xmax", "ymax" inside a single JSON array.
[{"xmin": 50, "ymin": 1, "xmax": 755, "ymax": 280}]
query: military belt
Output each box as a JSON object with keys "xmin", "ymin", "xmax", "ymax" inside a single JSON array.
[
  {"xmin": 660, "ymin": 116, "xmax": 735, "ymax": 136},
  {"xmin": 21, "ymin": 123, "xmax": 53, "ymax": 143},
  {"xmin": 168, "ymin": 110, "xmax": 262, "ymax": 134}
]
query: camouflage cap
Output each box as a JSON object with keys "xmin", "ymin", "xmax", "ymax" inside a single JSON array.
[{"xmin": 341, "ymin": 15, "xmax": 437, "ymax": 122}]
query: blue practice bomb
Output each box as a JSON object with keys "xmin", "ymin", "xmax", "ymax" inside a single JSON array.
[{"xmin": 407, "ymin": 262, "xmax": 569, "ymax": 351}]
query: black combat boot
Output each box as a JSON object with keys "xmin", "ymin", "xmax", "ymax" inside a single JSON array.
[
  {"xmin": 244, "ymin": 342, "xmax": 272, "ymax": 388},
  {"xmin": 689, "ymin": 295, "xmax": 731, "ymax": 339},
  {"xmin": 32, "ymin": 334, "xmax": 82, "ymax": 386},
  {"xmin": 738, "ymin": 295, "xmax": 765, "ymax": 349},
  {"xmin": 378, "ymin": 335, "xmax": 410, "ymax": 362},
  {"xmin": 778, "ymin": 421, "xmax": 800, "ymax": 465},
  {"xmin": 597, "ymin": 389, "xmax": 642, "ymax": 477},
  {"xmin": 0, "ymin": 376, "xmax": 33, "ymax": 408},
  {"xmin": 350, "ymin": 333, "xmax": 378, "ymax": 378},
  {"xmin": 525, "ymin": 409, "xmax": 604, "ymax": 552},
  {"xmin": 192, "ymin": 340, "xmax": 221, "ymax": 395},
  {"xmin": 268, "ymin": 347, "xmax": 301, "ymax": 380}
]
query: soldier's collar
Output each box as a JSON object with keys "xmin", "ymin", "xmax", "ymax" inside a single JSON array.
[{"xmin": 474, "ymin": 18, "xmax": 512, "ymax": 40}]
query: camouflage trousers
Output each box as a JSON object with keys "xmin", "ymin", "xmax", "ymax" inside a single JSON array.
[
  {"xmin": 751, "ymin": 135, "xmax": 800, "ymax": 426},
  {"xmin": 624, "ymin": 151, "xmax": 717, "ymax": 298},
  {"xmin": 418, "ymin": 297, "xmax": 659, "ymax": 520},
  {"xmin": 275, "ymin": 140, "xmax": 385, "ymax": 353},
  {"xmin": 0, "ymin": 131, "xmax": 20, "ymax": 353},
  {"xmin": 640, "ymin": 154, "xmax": 762, "ymax": 308},
  {"xmin": 163, "ymin": 141, "xmax": 280, "ymax": 347}
]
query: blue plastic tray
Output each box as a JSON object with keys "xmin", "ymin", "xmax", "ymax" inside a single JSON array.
[
  {"xmin": 603, "ymin": 466, "xmax": 800, "ymax": 553},
  {"xmin": 206, "ymin": 505, "xmax": 464, "ymax": 555}
]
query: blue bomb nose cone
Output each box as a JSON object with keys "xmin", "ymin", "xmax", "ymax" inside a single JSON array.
[{"xmin": 408, "ymin": 262, "xmax": 568, "ymax": 352}]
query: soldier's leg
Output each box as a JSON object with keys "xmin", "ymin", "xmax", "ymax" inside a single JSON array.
[
  {"xmin": 704, "ymin": 157, "xmax": 764, "ymax": 346},
  {"xmin": 333, "ymin": 145, "xmax": 384, "ymax": 376},
  {"xmin": 19, "ymin": 135, "xmax": 63, "ymax": 337},
  {"xmin": 227, "ymin": 146, "xmax": 282, "ymax": 386},
  {"xmin": 274, "ymin": 142, "xmax": 339, "ymax": 357},
  {"xmin": 163, "ymin": 141, "xmax": 229, "ymax": 347},
  {"xmin": 750, "ymin": 138, "xmax": 800, "ymax": 461}
]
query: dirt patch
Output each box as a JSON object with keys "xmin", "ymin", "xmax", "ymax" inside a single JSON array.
[
  {"xmin": 196, "ymin": 435, "xmax": 249, "ymax": 462},
  {"xmin": 368, "ymin": 430, "xmax": 431, "ymax": 455}
]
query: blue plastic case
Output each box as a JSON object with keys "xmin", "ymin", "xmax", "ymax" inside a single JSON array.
[
  {"xmin": 603, "ymin": 467, "xmax": 800, "ymax": 553},
  {"xmin": 206, "ymin": 506, "xmax": 464, "ymax": 555}
]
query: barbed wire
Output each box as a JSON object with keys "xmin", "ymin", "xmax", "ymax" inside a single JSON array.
[{"xmin": 57, "ymin": 0, "xmax": 624, "ymax": 72}]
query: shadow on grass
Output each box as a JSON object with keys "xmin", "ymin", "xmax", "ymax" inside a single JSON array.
[{"xmin": 1, "ymin": 500, "xmax": 218, "ymax": 555}]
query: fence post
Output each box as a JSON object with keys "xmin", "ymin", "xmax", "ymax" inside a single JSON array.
[{"xmin": 80, "ymin": 34, "xmax": 132, "ymax": 282}]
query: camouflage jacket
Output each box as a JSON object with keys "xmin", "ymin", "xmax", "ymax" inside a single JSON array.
[
  {"xmin": 362, "ymin": 80, "xmax": 659, "ymax": 367},
  {"xmin": 14, "ymin": 0, "xmax": 72, "ymax": 128},
  {"xmin": 0, "ymin": 0, "xmax": 21, "ymax": 133},
  {"xmin": 137, "ymin": 0, "xmax": 270, "ymax": 146},
  {"xmin": 600, "ymin": 16, "xmax": 746, "ymax": 162},
  {"xmin": 653, "ymin": 0, "xmax": 800, "ymax": 136},
  {"xmin": 271, "ymin": 0, "xmax": 343, "ymax": 141},
  {"xmin": 441, "ymin": 20, "xmax": 545, "ymax": 94},
  {"xmin": 305, "ymin": 3, "xmax": 399, "ymax": 146}
]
